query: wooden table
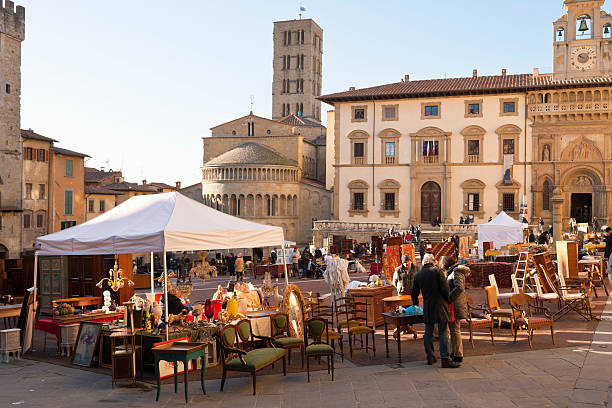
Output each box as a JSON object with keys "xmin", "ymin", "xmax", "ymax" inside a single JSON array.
[
  {"xmin": 382, "ymin": 295, "xmax": 416, "ymax": 311},
  {"xmin": 349, "ymin": 286, "xmax": 394, "ymax": 327},
  {"xmin": 152, "ymin": 341, "xmax": 207, "ymax": 403},
  {"xmin": 52, "ymin": 297, "xmax": 103, "ymax": 312},
  {"xmin": 0, "ymin": 305, "xmax": 21, "ymax": 329},
  {"xmin": 578, "ymin": 258, "xmax": 608, "ymax": 297},
  {"xmin": 382, "ymin": 312, "xmax": 424, "ymax": 364}
]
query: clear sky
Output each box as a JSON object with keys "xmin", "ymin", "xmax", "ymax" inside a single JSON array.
[{"xmin": 17, "ymin": 0, "xmax": 566, "ymax": 187}]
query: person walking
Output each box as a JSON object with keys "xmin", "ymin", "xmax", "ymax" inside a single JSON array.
[
  {"xmin": 292, "ymin": 246, "xmax": 300, "ymax": 277},
  {"xmin": 447, "ymin": 265, "xmax": 470, "ymax": 364},
  {"xmin": 226, "ymin": 253, "xmax": 236, "ymax": 277},
  {"xmin": 411, "ymin": 254, "xmax": 459, "ymax": 368},
  {"xmin": 234, "ymin": 253, "xmax": 244, "ymax": 282},
  {"xmin": 270, "ymin": 249, "xmax": 277, "ymax": 265},
  {"xmin": 300, "ymin": 247, "xmax": 313, "ymax": 278}
]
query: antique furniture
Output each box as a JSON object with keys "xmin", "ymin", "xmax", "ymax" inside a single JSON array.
[
  {"xmin": 348, "ymin": 285, "xmax": 393, "ymax": 327},
  {"xmin": 488, "ymin": 274, "xmax": 513, "ymax": 303},
  {"xmin": 281, "ymin": 284, "xmax": 306, "ymax": 339},
  {"xmin": 537, "ymin": 260, "xmax": 593, "ymax": 321},
  {"xmin": 382, "ymin": 312, "xmax": 424, "ymax": 363},
  {"xmin": 510, "ymin": 274, "xmax": 537, "ymax": 298},
  {"xmin": 312, "ymin": 303, "xmax": 344, "ymax": 361},
  {"xmin": 510, "ymin": 294, "xmax": 555, "ymax": 348},
  {"xmin": 270, "ymin": 312, "xmax": 304, "ymax": 367},
  {"xmin": 578, "ymin": 258, "xmax": 609, "ymax": 297},
  {"xmin": 254, "ymin": 264, "xmax": 285, "ymax": 278},
  {"xmin": 0, "ymin": 328, "xmax": 21, "ymax": 362},
  {"xmin": 382, "ymin": 295, "xmax": 414, "ymax": 311},
  {"xmin": 52, "ymin": 296, "xmax": 103, "ymax": 313},
  {"xmin": 218, "ymin": 321, "xmax": 287, "ymax": 395},
  {"xmin": 110, "ymin": 329, "xmax": 136, "ymax": 387},
  {"xmin": 152, "ymin": 341, "xmax": 207, "ymax": 403},
  {"xmin": 59, "ymin": 323, "xmax": 80, "ymax": 356},
  {"xmin": 0, "ymin": 304, "xmax": 21, "ymax": 329},
  {"xmin": 462, "ymin": 297, "xmax": 494, "ymax": 348},
  {"xmin": 336, "ymin": 297, "xmax": 375, "ymax": 358},
  {"xmin": 556, "ymin": 241, "xmax": 579, "ymax": 278},
  {"xmin": 533, "ymin": 274, "xmax": 560, "ymax": 309},
  {"xmin": 304, "ymin": 317, "xmax": 335, "ymax": 382},
  {"xmin": 484, "ymin": 285, "xmax": 516, "ymax": 334}
]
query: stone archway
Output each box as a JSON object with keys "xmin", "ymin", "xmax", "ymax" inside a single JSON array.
[
  {"xmin": 421, "ymin": 181, "xmax": 441, "ymax": 223},
  {"xmin": 560, "ymin": 167, "xmax": 604, "ymax": 226}
]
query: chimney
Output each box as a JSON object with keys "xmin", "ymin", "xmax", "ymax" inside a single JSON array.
[
  {"xmin": 142, "ymin": 179, "xmax": 147, "ymax": 185},
  {"xmin": 175, "ymin": 181, "xmax": 182, "ymax": 190},
  {"xmin": 404, "ymin": 74, "xmax": 410, "ymax": 82},
  {"xmin": 533, "ymin": 67, "xmax": 540, "ymax": 78},
  {"xmin": 349, "ymin": 86, "xmax": 355, "ymax": 91},
  {"xmin": 502, "ymin": 69, "xmax": 507, "ymax": 76},
  {"xmin": 472, "ymin": 69, "xmax": 478, "ymax": 78}
]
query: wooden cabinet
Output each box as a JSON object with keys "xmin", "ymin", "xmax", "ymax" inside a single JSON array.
[{"xmin": 349, "ymin": 285, "xmax": 394, "ymax": 327}]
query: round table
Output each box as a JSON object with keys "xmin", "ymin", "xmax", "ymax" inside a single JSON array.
[{"xmin": 382, "ymin": 295, "xmax": 415, "ymax": 311}]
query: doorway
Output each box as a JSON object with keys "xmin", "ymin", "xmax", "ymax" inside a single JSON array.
[
  {"xmin": 571, "ymin": 193, "xmax": 592, "ymax": 223},
  {"xmin": 421, "ymin": 181, "xmax": 441, "ymax": 224}
]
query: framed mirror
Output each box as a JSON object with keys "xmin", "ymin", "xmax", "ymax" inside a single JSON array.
[{"xmin": 281, "ymin": 284, "xmax": 305, "ymax": 339}]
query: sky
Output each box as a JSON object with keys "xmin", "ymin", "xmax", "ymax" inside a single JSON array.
[{"xmin": 16, "ymin": 0, "xmax": 567, "ymax": 187}]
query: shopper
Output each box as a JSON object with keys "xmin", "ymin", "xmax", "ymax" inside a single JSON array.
[
  {"xmin": 234, "ymin": 253, "xmax": 244, "ymax": 281},
  {"xmin": 411, "ymin": 254, "xmax": 458, "ymax": 368},
  {"xmin": 292, "ymin": 246, "xmax": 300, "ymax": 277},
  {"xmin": 227, "ymin": 253, "xmax": 236, "ymax": 277},
  {"xmin": 270, "ymin": 249, "xmax": 277, "ymax": 265},
  {"xmin": 448, "ymin": 265, "xmax": 470, "ymax": 364},
  {"xmin": 393, "ymin": 255, "xmax": 417, "ymax": 295},
  {"xmin": 604, "ymin": 227, "xmax": 612, "ymax": 275}
]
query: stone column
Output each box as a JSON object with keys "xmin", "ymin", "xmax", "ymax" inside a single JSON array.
[{"xmin": 551, "ymin": 187, "xmax": 564, "ymax": 242}]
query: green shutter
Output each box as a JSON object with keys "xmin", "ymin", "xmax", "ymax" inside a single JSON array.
[
  {"xmin": 66, "ymin": 159, "xmax": 73, "ymax": 177},
  {"xmin": 64, "ymin": 190, "xmax": 73, "ymax": 215}
]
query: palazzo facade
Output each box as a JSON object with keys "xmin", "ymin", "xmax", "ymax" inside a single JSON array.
[{"xmin": 321, "ymin": 0, "xmax": 612, "ymax": 230}]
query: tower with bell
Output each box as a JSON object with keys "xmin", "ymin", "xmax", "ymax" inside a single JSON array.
[{"xmin": 553, "ymin": 0, "xmax": 612, "ymax": 79}]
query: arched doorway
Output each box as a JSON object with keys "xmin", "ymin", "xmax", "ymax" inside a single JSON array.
[{"xmin": 421, "ymin": 181, "xmax": 441, "ymax": 223}]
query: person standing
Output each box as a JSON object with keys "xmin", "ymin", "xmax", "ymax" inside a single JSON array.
[
  {"xmin": 393, "ymin": 255, "xmax": 417, "ymax": 295},
  {"xmin": 227, "ymin": 253, "xmax": 236, "ymax": 277},
  {"xmin": 604, "ymin": 227, "xmax": 612, "ymax": 275},
  {"xmin": 538, "ymin": 217, "xmax": 544, "ymax": 234},
  {"xmin": 411, "ymin": 254, "xmax": 459, "ymax": 368},
  {"xmin": 593, "ymin": 217, "xmax": 600, "ymax": 233},
  {"xmin": 234, "ymin": 253, "xmax": 244, "ymax": 282},
  {"xmin": 270, "ymin": 249, "xmax": 277, "ymax": 265},
  {"xmin": 447, "ymin": 265, "xmax": 470, "ymax": 364},
  {"xmin": 300, "ymin": 247, "xmax": 313, "ymax": 278},
  {"xmin": 292, "ymin": 247, "xmax": 300, "ymax": 277}
]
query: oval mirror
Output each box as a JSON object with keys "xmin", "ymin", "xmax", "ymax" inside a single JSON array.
[{"xmin": 281, "ymin": 284, "xmax": 305, "ymax": 339}]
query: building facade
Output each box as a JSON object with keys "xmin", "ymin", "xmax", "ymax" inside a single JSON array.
[
  {"xmin": 321, "ymin": 0, "xmax": 612, "ymax": 230},
  {"xmin": 272, "ymin": 19, "xmax": 323, "ymax": 122},
  {"xmin": 51, "ymin": 147, "xmax": 88, "ymax": 232},
  {"xmin": 0, "ymin": 1, "xmax": 25, "ymax": 259},
  {"xmin": 201, "ymin": 112, "xmax": 330, "ymax": 243}
]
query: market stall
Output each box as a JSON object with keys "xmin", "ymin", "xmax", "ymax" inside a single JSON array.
[
  {"xmin": 477, "ymin": 211, "xmax": 525, "ymax": 258},
  {"xmin": 31, "ymin": 192, "xmax": 287, "ymax": 349}
]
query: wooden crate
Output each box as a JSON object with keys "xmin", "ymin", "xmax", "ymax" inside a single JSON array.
[{"xmin": 0, "ymin": 328, "xmax": 20, "ymax": 351}]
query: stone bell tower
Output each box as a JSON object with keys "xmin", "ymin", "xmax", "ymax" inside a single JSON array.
[
  {"xmin": 553, "ymin": 0, "xmax": 612, "ymax": 79},
  {"xmin": 0, "ymin": 0, "xmax": 25, "ymax": 259}
]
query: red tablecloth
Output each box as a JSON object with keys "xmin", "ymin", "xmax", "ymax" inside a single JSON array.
[
  {"xmin": 35, "ymin": 313, "xmax": 124, "ymax": 342},
  {"xmin": 254, "ymin": 264, "xmax": 285, "ymax": 278},
  {"xmin": 369, "ymin": 262, "xmax": 383, "ymax": 276}
]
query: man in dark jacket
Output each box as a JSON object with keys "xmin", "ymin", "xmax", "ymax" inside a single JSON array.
[
  {"xmin": 604, "ymin": 227, "xmax": 612, "ymax": 275},
  {"xmin": 411, "ymin": 254, "xmax": 459, "ymax": 368}
]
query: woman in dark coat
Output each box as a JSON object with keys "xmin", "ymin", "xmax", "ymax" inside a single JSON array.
[{"xmin": 448, "ymin": 265, "xmax": 471, "ymax": 363}]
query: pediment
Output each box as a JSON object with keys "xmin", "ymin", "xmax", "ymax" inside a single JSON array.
[{"xmin": 560, "ymin": 136, "xmax": 603, "ymax": 162}]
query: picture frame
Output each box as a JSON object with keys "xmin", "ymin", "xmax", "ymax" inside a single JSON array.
[{"xmin": 71, "ymin": 321, "xmax": 102, "ymax": 367}]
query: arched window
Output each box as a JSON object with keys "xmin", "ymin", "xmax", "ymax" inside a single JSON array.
[
  {"xmin": 604, "ymin": 24, "xmax": 612, "ymax": 39},
  {"xmin": 543, "ymin": 180, "xmax": 552, "ymax": 211},
  {"xmin": 556, "ymin": 27, "xmax": 565, "ymax": 42},
  {"xmin": 576, "ymin": 15, "xmax": 592, "ymax": 40}
]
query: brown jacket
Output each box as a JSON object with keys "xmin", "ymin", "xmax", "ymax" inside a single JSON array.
[{"xmin": 234, "ymin": 257, "xmax": 244, "ymax": 273}]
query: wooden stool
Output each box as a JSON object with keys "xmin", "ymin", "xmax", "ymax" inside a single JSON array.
[
  {"xmin": 60, "ymin": 324, "xmax": 80, "ymax": 356},
  {"xmin": 0, "ymin": 328, "xmax": 21, "ymax": 363}
]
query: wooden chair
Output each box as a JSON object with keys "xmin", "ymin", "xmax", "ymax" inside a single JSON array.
[
  {"xmin": 313, "ymin": 303, "xmax": 344, "ymax": 361},
  {"xmin": 484, "ymin": 285, "xmax": 516, "ymax": 330},
  {"xmin": 536, "ymin": 260, "xmax": 592, "ymax": 321},
  {"xmin": 488, "ymin": 274, "xmax": 513, "ymax": 303},
  {"xmin": 335, "ymin": 296, "xmax": 375, "ymax": 359},
  {"xmin": 510, "ymin": 293, "xmax": 555, "ymax": 348},
  {"xmin": 269, "ymin": 312, "xmax": 304, "ymax": 367},
  {"xmin": 219, "ymin": 321, "xmax": 287, "ymax": 395},
  {"xmin": 304, "ymin": 317, "xmax": 335, "ymax": 382},
  {"xmin": 533, "ymin": 274, "xmax": 559, "ymax": 309},
  {"xmin": 461, "ymin": 296, "xmax": 494, "ymax": 348}
]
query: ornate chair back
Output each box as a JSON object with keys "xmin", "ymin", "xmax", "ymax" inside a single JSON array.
[
  {"xmin": 270, "ymin": 312, "xmax": 289, "ymax": 338},
  {"xmin": 305, "ymin": 317, "xmax": 329, "ymax": 347},
  {"xmin": 484, "ymin": 285, "xmax": 501, "ymax": 311},
  {"xmin": 235, "ymin": 319, "xmax": 255, "ymax": 351},
  {"xmin": 219, "ymin": 324, "xmax": 239, "ymax": 363}
]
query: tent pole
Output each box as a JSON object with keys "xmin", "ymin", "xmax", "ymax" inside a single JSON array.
[
  {"xmin": 163, "ymin": 250, "xmax": 169, "ymax": 341},
  {"xmin": 281, "ymin": 242, "xmax": 289, "ymax": 286},
  {"xmin": 28, "ymin": 252, "xmax": 39, "ymax": 353},
  {"xmin": 150, "ymin": 251, "xmax": 154, "ymax": 296},
  {"xmin": 33, "ymin": 252, "xmax": 38, "ymax": 312}
]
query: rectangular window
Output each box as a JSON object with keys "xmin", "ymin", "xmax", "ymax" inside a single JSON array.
[
  {"xmin": 23, "ymin": 214, "xmax": 31, "ymax": 229},
  {"xmin": 24, "ymin": 147, "xmax": 33, "ymax": 160},
  {"xmin": 5, "ymin": 83, "xmax": 10, "ymax": 94},
  {"xmin": 503, "ymin": 102, "xmax": 516, "ymax": 113},
  {"xmin": 353, "ymin": 192, "xmax": 364, "ymax": 211},
  {"xmin": 60, "ymin": 221, "xmax": 76, "ymax": 230},
  {"xmin": 422, "ymin": 140, "xmax": 439, "ymax": 156},
  {"xmin": 65, "ymin": 159, "xmax": 74, "ymax": 177},
  {"xmin": 384, "ymin": 192, "xmax": 396, "ymax": 211},
  {"xmin": 36, "ymin": 214, "xmax": 44, "ymax": 228},
  {"xmin": 503, "ymin": 193, "xmax": 515, "ymax": 212},
  {"xmin": 468, "ymin": 103, "xmax": 480, "ymax": 115},
  {"xmin": 354, "ymin": 108, "xmax": 365, "ymax": 120},
  {"xmin": 468, "ymin": 193, "xmax": 479, "ymax": 212},
  {"xmin": 99, "ymin": 200, "xmax": 106, "ymax": 212},
  {"xmin": 88, "ymin": 199, "xmax": 95, "ymax": 212},
  {"xmin": 64, "ymin": 190, "xmax": 73, "ymax": 215},
  {"xmin": 468, "ymin": 140, "xmax": 480, "ymax": 156},
  {"xmin": 385, "ymin": 142, "xmax": 396, "ymax": 157},
  {"xmin": 424, "ymin": 105, "xmax": 439, "ymax": 117},
  {"xmin": 354, "ymin": 142, "xmax": 365, "ymax": 158},
  {"xmin": 38, "ymin": 184, "xmax": 45, "ymax": 199},
  {"xmin": 37, "ymin": 149, "xmax": 46, "ymax": 162},
  {"xmin": 25, "ymin": 183, "xmax": 32, "ymax": 199},
  {"xmin": 383, "ymin": 106, "xmax": 397, "ymax": 120},
  {"xmin": 503, "ymin": 139, "xmax": 515, "ymax": 155}
]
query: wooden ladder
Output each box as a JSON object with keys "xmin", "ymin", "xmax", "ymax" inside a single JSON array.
[{"xmin": 515, "ymin": 252, "xmax": 536, "ymax": 292}]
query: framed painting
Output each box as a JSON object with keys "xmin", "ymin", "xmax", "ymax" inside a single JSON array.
[{"xmin": 71, "ymin": 321, "xmax": 102, "ymax": 367}]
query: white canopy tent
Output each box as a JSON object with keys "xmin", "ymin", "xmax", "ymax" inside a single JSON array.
[
  {"xmin": 477, "ymin": 211, "xmax": 526, "ymax": 258},
  {"xmin": 32, "ymin": 192, "xmax": 287, "ymax": 344}
]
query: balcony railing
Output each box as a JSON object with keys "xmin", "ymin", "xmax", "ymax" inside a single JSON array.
[
  {"xmin": 466, "ymin": 154, "xmax": 480, "ymax": 163},
  {"xmin": 422, "ymin": 155, "xmax": 439, "ymax": 164},
  {"xmin": 529, "ymin": 102, "xmax": 611, "ymax": 115},
  {"xmin": 353, "ymin": 157, "xmax": 365, "ymax": 165},
  {"xmin": 313, "ymin": 220, "xmax": 401, "ymax": 233},
  {"xmin": 384, "ymin": 156, "xmax": 396, "ymax": 165},
  {"xmin": 440, "ymin": 224, "xmax": 478, "ymax": 233}
]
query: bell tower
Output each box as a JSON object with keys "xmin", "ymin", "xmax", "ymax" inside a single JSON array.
[{"xmin": 553, "ymin": 0, "xmax": 612, "ymax": 79}]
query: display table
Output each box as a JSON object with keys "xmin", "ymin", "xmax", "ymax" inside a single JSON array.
[
  {"xmin": 35, "ymin": 312, "xmax": 123, "ymax": 343},
  {"xmin": 153, "ymin": 341, "xmax": 207, "ymax": 403},
  {"xmin": 382, "ymin": 312, "xmax": 424, "ymax": 364},
  {"xmin": 382, "ymin": 295, "xmax": 417, "ymax": 311},
  {"xmin": 349, "ymin": 286, "xmax": 394, "ymax": 327},
  {"xmin": 254, "ymin": 264, "xmax": 285, "ymax": 278},
  {"xmin": 52, "ymin": 297, "xmax": 103, "ymax": 312}
]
